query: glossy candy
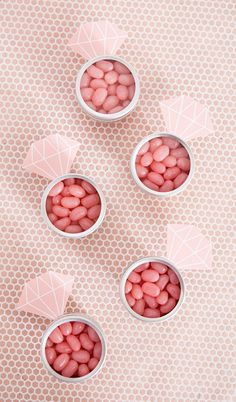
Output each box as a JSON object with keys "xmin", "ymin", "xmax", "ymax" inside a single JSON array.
[{"xmin": 80, "ymin": 59, "xmax": 135, "ymax": 114}]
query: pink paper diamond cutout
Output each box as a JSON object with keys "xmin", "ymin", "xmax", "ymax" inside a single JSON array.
[
  {"xmin": 167, "ymin": 224, "xmax": 212, "ymax": 271},
  {"xmin": 68, "ymin": 21, "xmax": 127, "ymax": 59},
  {"xmin": 16, "ymin": 272, "xmax": 74, "ymax": 319},
  {"xmin": 23, "ymin": 134, "xmax": 80, "ymax": 180},
  {"xmin": 160, "ymin": 95, "xmax": 214, "ymax": 140}
]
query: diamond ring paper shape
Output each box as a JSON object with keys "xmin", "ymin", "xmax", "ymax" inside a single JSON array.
[
  {"xmin": 160, "ymin": 95, "xmax": 214, "ymax": 140},
  {"xmin": 68, "ymin": 20, "xmax": 127, "ymax": 59},
  {"xmin": 23, "ymin": 134, "xmax": 80, "ymax": 180},
  {"xmin": 167, "ymin": 224, "xmax": 212, "ymax": 271},
  {"xmin": 16, "ymin": 271, "xmax": 74, "ymax": 319}
]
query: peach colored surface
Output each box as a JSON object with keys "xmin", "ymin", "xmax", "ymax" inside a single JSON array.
[{"xmin": 0, "ymin": 1, "xmax": 235, "ymax": 402}]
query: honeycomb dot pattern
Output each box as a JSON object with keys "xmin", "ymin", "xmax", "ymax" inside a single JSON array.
[{"xmin": 0, "ymin": 1, "xmax": 235, "ymax": 401}]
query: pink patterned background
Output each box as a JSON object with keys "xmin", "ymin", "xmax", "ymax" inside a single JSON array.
[{"xmin": 0, "ymin": 1, "xmax": 235, "ymax": 401}]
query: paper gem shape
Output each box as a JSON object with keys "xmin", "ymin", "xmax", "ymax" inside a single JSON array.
[
  {"xmin": 16, "ymin": 271, "xmax": 74, "ymax": 320},
  {"xmin": 167, "ymin": 224, "xmax": 212, "ymax": 271},
  {"xmin": 23, "ymin": 134, "xmax": 80, "ymax": 180},
  {"xmin": 160, "ymin": 95, "xmax": 214, "ymax": 140},
  {"xmin": 68, "ymin": 20, "xmax": 127, "ymax": 59}
]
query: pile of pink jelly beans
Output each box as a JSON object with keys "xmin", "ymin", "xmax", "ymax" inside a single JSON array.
[
  {"xmin": 46, "ymin": 178, "xmax": 101, "ymax": 233},
  {"xmin": 125, "ymin": 262, "xmax": 181, "ymax": 318},
  {"xmin": 135, "ymin": 136, "xmax": 190, "ymax": 192},
  {"xmin": 45, "ymin": 321, "xmax": 102, "ymax": 378},
  {"xmin": 80, "ymin": 59, "xmax": 135, "ymax": 114}
]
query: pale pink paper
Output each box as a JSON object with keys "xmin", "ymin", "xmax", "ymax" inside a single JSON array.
[
  {"xmin": 16, "ymin": 272, "xmax": 74, "ymax": 319},
  {"xmin": 167, "ymin": 224, "xmax": 212, "ymax": 271},
  {"xmin": 160, "ymin": 95, "xmax": 214, "ymax": 140},
  {"xmin": 22, "ymin": 134, "xmax": 80, "ymax": 180},
  {"xmin": 68, "ymin": 21, "xmax": 127, "ymax": 59}
]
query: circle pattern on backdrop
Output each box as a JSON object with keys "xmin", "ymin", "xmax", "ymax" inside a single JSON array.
[{"xmin": 0, "ymin": 0, "xmax": 235, "ymax": 401}]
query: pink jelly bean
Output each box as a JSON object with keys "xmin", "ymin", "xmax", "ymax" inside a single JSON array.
[
  {"xmin": 87, "ymin": 326, "xmax": 100, "ymax": 343},
  {"xmin": 107, "ymin": 83, "xmax": 118, "ymax": 95},
  {"xmin": 142, "ymin": 282, "xmax": 160, "ymax": 297},
  {"xmin": 55, "ymin": 342, "xmax": 72, "ymax": 354},
  {"xmin": 79, "ymin": 217, "xmax": 95, "ymax": 231},
  {"xmin": 108, "ymin": 105, "xmax": 124, "ymax": 114},
  {"xmin": 141, "ymin": 152, "xmax": 153, "ymax": 167},
  {"xmin": 164, "ymin": 167, "xmax": 181, "ymax": 180},
  {"xmin": 80, "ymin": 72, "xmax": 91, "ymax": 88},
  {"xmin": 177, "ymin": 157, "xmax": 190, "ymax": 171},
  {"xmin": 131, "ymin": 284, "xmax": 143, "ymax": 300},
  {"xmin": 103, "ymin": 95, "xmax": 119, "ymax": 111},
  {"xmin": 52, "ymin": 194, "xmax": 62, "ymax": 205},
  {"xmin": 134, "ymin": 262, "xmax": 150, "ymax": 273},
  {"xmin": 46, "ymin": 347, "xmax": 57, "ymax": 365},
  {"xmin": 147, "ymin": 172, "xmax": 164, "ymax": 186},
  {"xmin": 170, "ymin": 147, "xmax": 188, "ymax": 158},
  {"xmin": 160, "ymin": 297, "xmax": 176, "ymax": 315},
  {"xmin": 98, "ymin": 108, "xmax": 106, "ymax": 114},
  {"xmin": 65, "ymin": 225, "xmax": 82, "ymax": 233},
  {"xmin": 153, "ymin": 145, "xmax": 170, "ymax": 162},
  {"xmin": 150, "ymin": 161, "xmax": 166, "ymax": 174},
  {"xmin": 79, "ymin": 333, "xmax": 94, "ymax": 352},
  {"xmin": 53, "ymin": 353, "xmax": 70, "ymax": 372},
  {"xmin": 93, "ymin": 342, "xmax": 102, "ymax": 359},
  {"xmin": 90, "ymin": 78, "xmax": 108, "ymax": 89},
  {"xmin": 114, "ymin": 61, "xmax": 130, "ymax": 74},
  {"xmin": 70, "ymin": 206, "xmax": 87, "ymax": 221},
  {"xmin": 61, "ymin": 360, "xmax": 78, "ymax": 377},
  {"xmin": 126, "ymin": 293, "xmax": 135, "ymax": 307},
  {"xmin": 151, "ymin": 262, "xmax": 168, "ymax": 274},
  {"xmin": 78, "ymin": 364, "xmax": 90, "ymax": 377},
  {"xmin": 144, "ymin": 294, "xmax": 158, "ymax": 309},
  {"xmin": 163, "ymin": 155, "xmax": 177, "ymax": 168},
  {"xmin": 167, "ymin": 283, "xmax": 181, "ymax": 300},
  {"xmin": 81, "ymin": 181, "xmax": 96, "ymax": 194},
  {"xmin": 143, "ymin": 308, "xmax": 161, "ymax": 318},
  {"xmin": 156, "ymin": 274, "xmax": 169, "ymax": 291},
  {"xmin": 46, "ymin": 197, "xmax": 52, "ymax": 212},
  {"xmin": 87, "ymin": 205, "xmax": 101, "ymax": 220},
  {"xmin": 48, "ymin": 213, "xmax": 57, "ymax": 223},
  {"xmin": 162, "ymin": 137, "xmax": 179, "ymax": 149},
  {"xmin": 61, "ymin": 186, "xmax": 71, "ymax": 197},
  {"xmin": 54, "ymin": 217, "xmax": 71, "ymax": 231},
  {"xmin": 49, "ymin": 181, "xmax": 64, "ymax": 197},
  {"xmin": 141, "ymin": 269, "xmax": 159, "ymax": 282},
  {"xmin": 159, "ymin": 180, "xmax": 174, "ymax": 192},
  {"xmin": 116, "ymin": 85, "xmax": 128, "ymax": 101},
  {"xmin": 128, "ymin": 271, "xmax": 141, "ymax": 284},
  {"xmin": 168, "ymin": 269, "xmax": 180, "ymax": 285},
  {"xmin": 72, "ymin": 350, "xmax": 90, "ymax": 363},
  {"xmin": 174, "ymin": 172, "xmax": 188, "ymax": 189},
  {"xmin": 142, "ymin": 179, "xmax": 159, "ymax": 191},
  {"xmin": 138, "ymin": 141, "xmax": 150, "ymax": 155},
  {"xmin": 87, "ymin": 65, "xmax": 104, "ymax": 79},
  {"xmin": 118, "ymin": 74, "xmax": 134, "ymax": 86},
  {"xmin": 61, "ymin": 197, "xmax": 80, "ymax": 209},
  {"xmin": 52, "ymin": 205, "xmax": 70, "ymax": 218},
  {"xmin": 68, "ymin": 184, "xmax": 85, "ymax": 198},
  {"xmin": 123, "ymin": 100, "xmax": 130, "ymax": 107},
  {"xmin": 81, "ymin": 194, "xmax": 100, "ymax": 209},
  {"xmin": 149, "ymin": 138, "xmax": 163, "ymax": 153},
  {"xmin": 125, "ymin": 280, "xmax": 132, "ymax": 294},
  {"xmin": 86, "ymin": 101, "xmax": 96, "ymax": 110},
  {"xmin": 128, "ymin": 85, "xmax": 135, "ymax": 101},
  {"xmin": 59, "ymin": 322, "xmax": 72, "ymax": 336},
  {"xmin": 49, "ymin": 327, "xmax": 64, "ymax": 344},
  {"xmin": 81, "ymin": 87, "xmax": 94, "ymax": 101},
  {"xmin": 92, "ymin": 88, "xmax": 108, "ymax": 107},
  {"xmin": 104, "ymin": 70, "xmax": 118, "ymax": 85},
  {"xmin": 46, "ymin": 338, "xmax": 54, "ymax": 347},
  {"xmin": 72, "ymin": 322, "xmax": 85, "ymax": 335},
  {"xmin": 88, "ymin": 357, "xmax": 99, "ymax": 371},
  {"xmin": 66, "ymin": 335, "xmax": 81, "ymax": 352},
  {"xmin": 156, "ymin": 290, "xmax": 169, "ymax": 305},
  {"xmin": 132, "ymin": 299, "xmax": 145, "ymax": 316},
  {"xmin": 64, "ymin": 178, "xmax": 75, "ymax": 186},
  {"xmin": 136, "ymin": 164, "xmax": 148, "ymax": 179},
  {"xmin": 96, "ymin": 60, "xmax": 113, "ymax": 72}
]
